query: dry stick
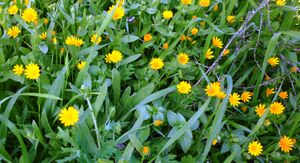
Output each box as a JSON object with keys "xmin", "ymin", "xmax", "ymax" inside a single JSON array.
[{"xmin": 194, "ymin": 0, "xmax": 270, "ymax": 86}]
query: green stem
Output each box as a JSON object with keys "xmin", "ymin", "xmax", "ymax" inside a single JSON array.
[{"xmin": 86, "ymin": 98, "xmax": 101, "ymax": 150}]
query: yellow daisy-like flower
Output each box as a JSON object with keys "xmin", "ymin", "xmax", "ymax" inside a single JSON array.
[
  {"xmin": 200, "ymin": 21, "xmax": 206, "ymax": 28},
  {"xmin": 241, "ymin": 106, "xmax": 247, "ymax": 112},
  {"xmin": 212, "ymin": 139, "xmax": 218, "ymax": 145},
  {"xmin": 142, "ymin": 146, "xmax": 150, "ymax": 155},
  {"xmin": 177, "ymin": 81, "xmax": 192, "ymax": 94},
  {"xmin": 180, "ymin": 35, "xmax": 187, "ymax": 41},
  {"xmin": 24, "ymin": 63, "xmax": 40, "ymax": 80},
  {"xmin": 279, "ymin": 136, "xmax": 294, "ymax": 153},
  {"xmin": 191, "ymin": 27, "xmax": 198, "ymax": 35},
  {"xmin": 212, "ymin": 36, "xmax": 223, "ymax": 48},
  {"xmin": 266, "ymin": 87, "xmax": 275, "ymax": 97},
  {"xmin": 21, "ymin": 8, "xmax": 38, "ymax": 23},
  {"xmin": 223, "ymin": 49, "xmax": 230, "ymax": 56},
  {"xmin": 7, "ymin": 26, "xmax": 21, "ymax": 38},
  {"xmin": 205, "ymin": 48, "xmax": 214, "ymax": 59},
  {"xmin": 107, "ymin": 5, "xmax": 125, "ymax": 20},
  {"xmin": 216, "ymin": 91, "xmax": 226, "ymax": 99},
  {"xmin": 269, "ymin": 101, "xmax": 285, "ymax": 115},
  {"xmin": 241, "ymin": 91, "xmax": 252, "ymax": 103},
  {"xmin": 213, "ymin": 4, "xmax": 219, "ymax": 11},
  {"xmin": 229, "ymin": 93, "xmax": 241, "ymax": 107},
  {"xmin": 163, "ymin": 43, "xmax": 169, "ymax": 49},
  {"xmin": 144, "ymin": 33, "xmax": 152, "ymax": 42},
  {"xmin": 52, "ymin": 37, "xmax": 58, "ymax": 44},
  {"xmin": 226, "ymin": 15, "xmax": 236, "ymax": 24},
  {"xmin": 248, "ymin": 141, "xmax": 263, "ymax": 156},
  {"xmin": 181, "ymin": 0, "xmax": 192, "ymax": 5},
  {"xmin": 90, "ymin": 34, "xmax": 102, "ymax": 44},
  {"xmin": 290, "ymin": 66, "xmax": 298, "ymax": 73},
  {"xmin": 205, "ymin": 82, "xmax": 221, "ymax": 97},
  {"xmin": 65, "ymin": 36, "xmax": 84, "ymax": 47},
  {"xmin": 255, "ymin": 104, "xmax": 266, "ymax": 117},
  {"xmin": 39, "ymin": 32, "xmax": 47, "ymax": 40},
  {"xmin": 8, "ymin": 5, "xmax": 18, "ymax": 15},
  {"xmin": 279, "ymin": 91, "xmax": 288, "ymax": 99},
  {"xmin": 105, "ymin": 50, "xmax": 123, "ymax": 63},
  {"xmin": 77, "ymin": 61, "xmax": 86, "ymax": 70},
  {"xmin": 43, "ymin": 18, "xmax": 49, "ymax": 25},
  {"xmin": 59, "ymin": 106, "xmax": 79, "ymax": 127},
  {"xmin": 199, "ymin": 0, "xmax": 210, "ymax": 7},
  {"xmin": 12, "ymin": 64, "xmax": 24, "ymax": 76},
  {"xmin": 276, "ymin": 0, "xmax": 286, "ymax": 6},
  {"xmin": 268, "ymin": 57, "xmax": 280, "ymax": 67},
  {"xmin": 162, "ymin": 10, "xmax": 173, "ymax": 20},
  {"xmin": 153, "ymin": 120, "xmax": 163, "ymax": 126},
  {"xmin": 177, "ymin": 53, "xmax": 189, "ymax": 65},
  {"xmin": 150, "ymin": 58, "xmax": 164, "ymax": 70}
]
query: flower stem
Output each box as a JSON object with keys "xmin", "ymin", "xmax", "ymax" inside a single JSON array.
[{"xmin": 86, "ymin": 98, "xmax": 101, "ymax": 149}]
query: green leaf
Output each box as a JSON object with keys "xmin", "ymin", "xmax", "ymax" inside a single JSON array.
[
  {"xmin": 118, "ymin": 54, "xmax": 142, "ymax": 66},
  {"xmin": 0, "ymin": 115, "xmax": 29, "ymax": 163},
  {"xmin": 157, "ymin": 98, "xmax": 211, "ymax": 156},
  {"xmin": 112, "ymin": 69, "xmax": 121, "ymax": 105},
  {"xmin": 121, "ymin": 35, "xmax": 140, "ymax": 43},
  {"xmin": 200, "ymin": 75, "xmax": 233, "ymax": 162},
  {"xmin": 20, "ymin": 93, "xmax": 62, "ymax": 100}
]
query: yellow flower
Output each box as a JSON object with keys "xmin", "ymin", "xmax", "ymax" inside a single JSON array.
[
  {"xmin": 269, "ymin": 102, "xmax": 285, "ymax": 115},
  {"xmin": 162, "ymin": 10, "xmax": 173, "ymax": 20},
  {"xmin": 213, "ymin": 4, "xmax": 219, "ymax": 11},
  {"xmin": 105, "ymin": 50, "xmax": 123, "ymax": 63},
  {"xmin": 39, "ymin": 32, "xmax": 47, "ymax": 40},
  {"xmin": 255, "ymin": 104, "xmax": 266, "ymax": 117},
  {"xmin": 212, "ymin": 139, "xmax": 218, "ymax": 145},
  {"xmin": 226, "ymin": 15, "xmax": 236, "ymax": 24},
  {"xmin": 290, "ymin": 66, "xmax": 298, "ymax": 73},
  {"xmin": 191, "ymin": 27, "xmax": 198, "ymax": 35},
  {"xmin": 8, "ymin": 5, "xmax": 18, "ymax": 15},
  {"xmin": 177, "ymin": 53, "xmax": 189, "ymax": 65},
  {"xmin": 7, "ymin": 26, "xmax": 21, "ymax": 38},
  {"xmin": 276, "ymin": 0, "xmax": 286, "ymax": 6},
  {"xmin": 43, "ymin": 18, "xmax": 49, "ymax": 25},
  {"xmin": 279, "ymin": 136, "xmax": 294, "ymax": 153},
  {"xmin": 241, "ymin": 91, "xmax": 252, "ymax": 103},
  {"xmin": 223, "ymin": 49, "xmax": 230, "ymax": 56},
  {"xmin": 142, "ymin": 146, "xmax": 150, "ymax": 155},
  {"xmin": 107, "ymin": 5, "xmax": 125, "ymax": 20},
  {"xmin": 12, "ymin": 64, "xmax": 24, "ymax": 76},
  {"xmin": 205, "ymin": 82, "xmax": 221, "ymax": 97},
  {"xmin": 205, "ymin": 48, "xmax": 214, "ymax": 59},
  {"xmin": 248, "ymin": 141, "xmax": 263, "ymax": 156},
  {"xmin": 192, "ymin": 15, "xmax": 197, "ymax": 19},
  {"xmin": 268, "ymin": 57, "xmax": 279, "ymax": 67},
  {"xmin": 90, "ymin": 34, "xmax": 102, "ymax": 44},
  {"xmin": 229, "ymin": 93, "xmax": 241, "ymax": 107},
  {"xmin": 200, "ymin": 21, "xmax": 206, "ymax": 28},
  {"xmin": 77, "ymin": 61, "xmax": 86, "ymax": 70},
  {"xmin": 199, "ymin": 0, "xmax": 210, "ymax": 7},
  {"xmin": 279, "ymin": 91, "xmax": 288, "ymax": 99},
  {"xmin": 143, "ymin": 33, "xmax": 152, "ymax": 42},
  {"xmin": 177, "ymin": 81, "xmax": 192, "ymax": 94},
  {"xmin": 150, "ymin": 58, "xmax": 164, "ymax": 70},
  {"xmin": 51, "ymin": 31, "xmax": 56, "ymax": 35},
  {"xmin": 264, "ymin": 119, "xmax": 271, "ymax": 126},
  {"xmin": 52, "ymin": 37, "xmax": 57, "ymax": 44},
  {"xmin": 24, "ymin": 63, "xmax": 40, "ymax": 80},
  {"xmin": 163, "ymin": 43, "xmax": 169, "ymax": 49},
  {"xmin": 212, "ymin": 37, "xmax": 223, "ymax": 48},
  {"xmin": 216, "ymin": 91, "xmax": 226, "ymax": 99},
  {"xmin": 65, "ymin": 36, "xmax": 84, "ymax": 47},
  {"xmin": 181, "ymin": 0, "xmax": 192, "ymax": 5},
  {"xmin": 59, "ymin": 106, "xmax": 79, "ymax": 127},
  {"xmin": 180, "ymin": 35, "xmax": 187, "ymax": 41},
  {"xmin": 21, "ymin": 8, "xmax": 38, "ymax": 23},
  {"xmin": 266, "ymin": 87, "xmax": 275, "ymax": 97},
  {"xmin": 241, "ymin": 106, "xmax": 247, "ymax": 112},
  {"xmin": 153, "ymin": 120, "xmax": 163, "ymax": 126},
  {"xmin": 24, "ymin": 0, "xmax": 29, "ymax": 5}
]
